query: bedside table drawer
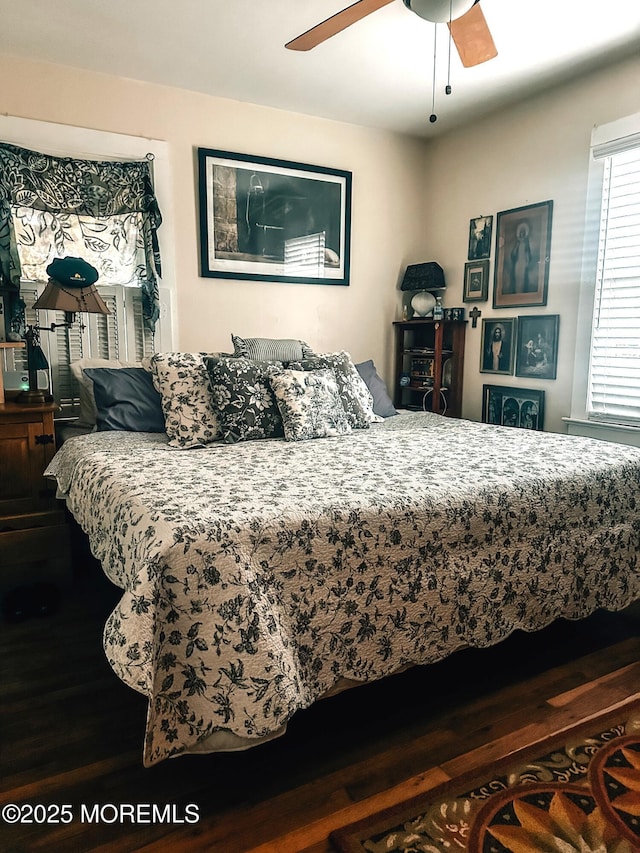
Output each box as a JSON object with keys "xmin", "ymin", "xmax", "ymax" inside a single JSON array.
[
  {"xmin": 0, "ymin": 402, "xmax": 71, "ymax": 591},
  {"xmin": 0, "ymin": 415, "xmax": 57, "ymax": 515},
  {"xmin": 0, "ymin": 521, "xmax": 69, "ymax": 563}
]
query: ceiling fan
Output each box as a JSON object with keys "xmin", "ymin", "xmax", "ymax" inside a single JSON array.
[{"xmin": 285, "ymin": 0, "xmax": 497, "ymax": 68}]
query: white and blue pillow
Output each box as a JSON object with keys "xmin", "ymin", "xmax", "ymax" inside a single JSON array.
[{"xmin": 268, "ymin": 368, "xmax": 352, "ymax": 441}]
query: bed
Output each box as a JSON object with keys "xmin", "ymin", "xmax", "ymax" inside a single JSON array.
[{"xmin": 45, "ymin": 397, "xmax": 640, "ymax": 767}]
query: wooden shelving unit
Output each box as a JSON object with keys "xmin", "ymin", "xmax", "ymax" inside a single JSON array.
[{"xmin": 393, "ymin": 319, "xmax": 466, "ymax": 417}]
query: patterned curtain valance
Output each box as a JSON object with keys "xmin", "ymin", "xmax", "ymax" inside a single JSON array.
[{"xmin": 0, "ymin": 142, "xmax": 162, "ymax": 336}]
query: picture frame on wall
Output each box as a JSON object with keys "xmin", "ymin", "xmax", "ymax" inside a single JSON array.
[
  {"xmin": 482, "ymin": 384, "xmax": 545, "ymax": 431},
  {"xmin": 515, "ymin": 314, "xmax": 560, "ymax": 380},
  {"xmin": 468, "ymin": 215, "xmax": 493, "ymax": 260},
  {"xmin": 493, "ymin": 200, "xmax": 553, "ymax": 309},
  {"xmin": 480, "ymin": 317, "xmax": 516, "ymax": 375},
  {"xmin": 463, "ymin": 259, "xmax": 489, "ymax": 302},
  {"xmin": 197, "ymin": 148, "xmax": 352, "ymax": 285}
]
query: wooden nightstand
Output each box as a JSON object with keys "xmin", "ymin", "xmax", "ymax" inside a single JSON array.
[
  {"xmin": 0, "ymin": 400, "xmax": 71, "ymax": 591},
  {"xmin": 393, "ymin": 319, "xmax": 466, "ymax": 417}
]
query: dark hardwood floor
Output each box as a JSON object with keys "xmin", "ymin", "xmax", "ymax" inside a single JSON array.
[{"xmin": 2, "ymin": 539, "xmax": 639, "ymax": 853}]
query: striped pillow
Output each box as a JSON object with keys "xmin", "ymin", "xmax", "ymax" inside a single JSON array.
[{"xmin": 231, "ymin": 334, "xmax": 315, "ymax": 363}]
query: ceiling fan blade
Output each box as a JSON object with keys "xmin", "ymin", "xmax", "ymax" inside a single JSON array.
[
  {"xmin": 448, "ymin": 3, "xmax": 497, "ymax": 67},
  {"xmin": 286, "ymin": 0, "xmax": 395, "ymax": 51}
]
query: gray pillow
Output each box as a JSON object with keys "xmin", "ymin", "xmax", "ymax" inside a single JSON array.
[
  {"xmin": 83, "ymin": 368, "xmax": 166, "ymax": 433},
  {"xmin": 70, "ymin": 357, "xmax": 141, "ymax": 428},
  {"xmin": 355, "ymin": 360, "xmax": 397, "ymax": 418}
]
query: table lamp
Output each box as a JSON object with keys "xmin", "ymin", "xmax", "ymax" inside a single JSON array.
[{"xmin": 18, "ymin": 257, "xmax": 111, "ymax": 404}]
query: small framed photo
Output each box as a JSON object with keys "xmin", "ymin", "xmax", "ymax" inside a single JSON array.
[
  {"xmin": 482, "ymin": 384, "xmax": 545, "ymax": 431},
  {"xmin": 493, "ymin": 200, "xmax": 553, "ymax": 309},
  {"xmin": 463, "ymin": 260, "xmax": 489, "ymax": 302},
  {"xmin": 468, "ymin": 215, "xmax": 493, "ymax": 260},
  {"xmin": 515, "ymin": 314, "xmax": 560, "ymax": 380},
  {"xmin": 480, "ymin": 317, "xmax": 516, "ymax": 375}
]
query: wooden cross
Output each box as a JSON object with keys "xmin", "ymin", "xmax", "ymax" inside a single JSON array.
[{"xmin": 468, "ymin": 306, "xmax": 482, "ymax": 328}]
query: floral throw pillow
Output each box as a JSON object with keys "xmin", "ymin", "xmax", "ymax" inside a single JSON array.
[
  {"xmin": 205, "ymin": 356, "xmax": 284, "ymax": 444},
  {"xmin": 149, "ymin": 352, "xmax": 221, "ymax": 449},
  {"xmin": 269, "ymin": 369, "xmax": 352, "ymax": 442},
  {"xmin": 287, "ymin": 351, "xmax": 375, "ymax": 429}
]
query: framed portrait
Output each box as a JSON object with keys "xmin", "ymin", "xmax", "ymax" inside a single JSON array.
[
  {"xmin": 468, "ymin": 215, "xmax": 493, "ymax": 260},
  {"xmin": 197, "ymin": 148, "xmax": 352, "ymax": 285},
  {"xmin": 515, "ymin": 314, "xmax": 560, "ymax": 380},
  {"xmin": 482, "ymin": 385, "xmax": 545, "ymax": 431},
  {"xmin": 480, "ymin": 317, "xmax": 516, "ymax": 375},
  {"xmin": 463, "ymin": 259, "xmax": 489, "ymax": 302},
  {"xmin": 493, "ymin": 200, "xmax": 553, "ymax": 309}
]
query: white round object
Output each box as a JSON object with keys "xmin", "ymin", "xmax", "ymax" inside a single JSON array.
[
  {"xmin": 410, "ymin": 290, "xmax": 437, "ymax": 317},
  {"xmin": 406, "ymin": 0, "xmax": 475, "ymax": 24}
]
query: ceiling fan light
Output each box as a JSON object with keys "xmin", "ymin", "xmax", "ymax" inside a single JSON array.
[{"xmin": 403, "ymin": 0, "xmax": 475, "ymax": 24}]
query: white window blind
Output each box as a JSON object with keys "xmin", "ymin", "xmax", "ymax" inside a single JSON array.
[{"xmin": 587, "ymin": 142, "xmax": 640, "ymax": 425}]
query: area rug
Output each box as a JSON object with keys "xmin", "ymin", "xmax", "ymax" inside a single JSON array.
[{"xmin": 331, "ymin": 700, "xmax": 640, "ymax": 853}]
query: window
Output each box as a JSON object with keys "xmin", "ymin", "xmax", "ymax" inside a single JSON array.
[
  {"xmin": 13, "ymin": 283, "xmax": 155, "ymax": 417},
  {"xmin": 0, "ymin": 117, "xmax": 176, "ymax": 418},
  {"xmin": 587, "ymin": 139, "xmax": 640, "ymax": 425},
  {"xmin": 567, "ymin": 111, "xmax": 640, "ymax": 446}
]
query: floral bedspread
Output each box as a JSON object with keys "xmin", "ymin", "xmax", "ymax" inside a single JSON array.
[{"xmin": 45, "ymin": 412, "xmax": 640, "ymax": 766}]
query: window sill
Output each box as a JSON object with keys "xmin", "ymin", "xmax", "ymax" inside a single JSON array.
[{"xmin": 563, "ymin": 417, "xmax": 640, "ymax": 447}]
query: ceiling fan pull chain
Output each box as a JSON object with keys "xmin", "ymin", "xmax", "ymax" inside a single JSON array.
[
  {"xmin": 446, "ymin": 0, "xmax": 453, "ymax": 94},
  {"xmin": 429, "ymin": 24, "xmax": 438, "ymax": 123}
]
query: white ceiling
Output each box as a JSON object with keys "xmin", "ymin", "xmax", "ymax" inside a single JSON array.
[{"xmin": 1, "ymin": 0, "xmax": 639, "ymax": 139}]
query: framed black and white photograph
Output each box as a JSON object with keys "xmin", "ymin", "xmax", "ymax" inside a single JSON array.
[
  {"xmin": 197, "ymin": 148, "xmax": 352, "ymax": 285},
  {"xmin": 482, "ymin": 384, "xmax": 545, "ymax": 431},
  {"xmin": 493, "ymin": 200, "xmax": 553, "ymax": 309},
  {"xmin": 463, "ymin": 259, "xmax": 489, "ymax": 302},
  {"xmin": 468, "ymin": 215, "xmax": 493, "ymax": 260},
  {"xmin": 480, "ymin": 317, "xmax": 516, "ymax": 375},
  {"xmin": 515, "ymin": 314, "xmax": 560, "ymax": 380}
]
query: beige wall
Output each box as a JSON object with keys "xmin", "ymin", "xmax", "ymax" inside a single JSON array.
[
  {"xmin": 0, "ymin": 55, "xmax": 428, "ymax": 383},
  {"xmin": 421, "ymin": 53, "xmax": 640, "ymax": 431},
  {"xmin": 1, "ymin": 52, "xmax": 639, "ymax": 430}
]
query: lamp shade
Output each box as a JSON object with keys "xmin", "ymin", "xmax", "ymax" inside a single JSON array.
[
  {"xmin": 400, "ymin": 262, "xmax": 446, "ymax": 292},
  {"xmin": 33, "ymin": 279, "xmax": 111, "ymax": 316},
  {"xmin": 33, "ymin": 256, "xmax": 110, "ymax": 318}
]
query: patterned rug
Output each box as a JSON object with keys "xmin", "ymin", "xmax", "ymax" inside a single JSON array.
[{"xmin": 331, "ymin": 700, "xmax": 640, "ymax": 853}]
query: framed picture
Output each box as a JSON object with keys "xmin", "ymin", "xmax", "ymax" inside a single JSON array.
[
  {"xmin": 515, "ymin": 314, "xmax": 560, "ymax": 380},
  {"xmin": 468, "ymin": 215, "xmax": 493, "ymax": 260},
  {"xmin": 197, "ymin": 148, "xmax": 352, "ymax": 285},
  {"xmin": 493, "ymin": 200, "xmax": 553, "ymax": 308},
  {"xmin": 463, "ymin": 259, "xmax": 489, "ymax": 302},
  {"xmin": 482, "ymin": 384, "xmax": 545, "ymax": 431},
  {"xmin": 480, "ymin": 317, "xmax": 516, "ymax": 375}
]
